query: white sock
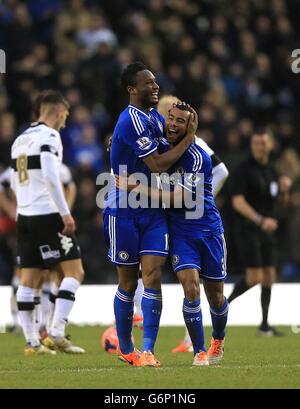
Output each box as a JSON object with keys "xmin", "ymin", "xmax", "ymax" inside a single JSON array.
[
  {"xmin": 11, "ymin": 276, "xmax": 20, "ymax": 327},
  {"xmin": 41, "ymin": 282, "xmax": 51, "ymax": 330},
  {"xmin": 47, "ymin": 282, "xmax": 59, "ymax": 333},
  {"xmin": 17, "ymin": 286, "xmax": 40, "ymax": 347},
  {"xmin": 50, "ymin": 277, "xmax": 80, "ymax": 338},
  {"xmin": 184, "ymin": 326, "xmax": 191, "ymax": 346},
  {"xmin": 134, "ymin": 277, "xmax": 144, "ymax": 316},
  {"xmin": 34, "ymin": 289, "xmax": 42, "ymax": 340}
]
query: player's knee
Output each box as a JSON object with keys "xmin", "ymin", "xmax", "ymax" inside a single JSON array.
[
  {"xmin": 207, "ymin": 292, "xmax": 224, "ymax": 309},
  {"xmin": 246, "ymin": 276, "xmax": 261, "ymax": 287},
  {"xmin": 119, "ymin": 279, "xmax": 138, "ymax": 294},
  {"xmin": 73, "ymin": 267, "xmax": 85, "ymax": 283},
  {"xmin": 184, "ymin": 281, "xmax": 200, "ymax": 301},
  {"xmin": 142, "ymin": 267, "xmax": 162, "ymax": 289}
]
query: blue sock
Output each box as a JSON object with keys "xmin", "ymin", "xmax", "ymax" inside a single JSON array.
[
  {"xmin": 210, "ymin": 297, "xmax": 229, "ymax": 340},
  {"xmin": 183, "ymin": 298, "xmax": 206, "ymax": 354},
  {"xmin": 114, "ymin": 287, "xmax": 134, "ymax": 354},
  {"xmin": 141, "ymin": 288, "xmax": 162, "ymax": 353}
]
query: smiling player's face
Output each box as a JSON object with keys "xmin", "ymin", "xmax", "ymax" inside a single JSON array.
[
  {"xmin": 166, "ymin": 107, "xmax": 191, "ymax": 145},
  {"xmin": 134, "ymin": 70, "xmax": 159, "ymax": 108}
]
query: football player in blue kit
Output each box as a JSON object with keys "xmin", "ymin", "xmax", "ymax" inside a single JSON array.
[
  {"xmin": 103, "ymin": 63, "xmax": 198, "ymax": 367},
  {"xmin": 116, "ymin": 102, "xmax": 228, "ymax": 366}
]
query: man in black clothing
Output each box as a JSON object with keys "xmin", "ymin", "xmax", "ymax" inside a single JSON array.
[{"xmin": 228, "ymin": 129, "xmax": 291, "ymax": 336}]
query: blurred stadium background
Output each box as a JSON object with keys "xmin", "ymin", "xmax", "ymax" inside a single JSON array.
[{"xmin": 1, "ymin": 0, "xmax": 300, "ymax": 286}]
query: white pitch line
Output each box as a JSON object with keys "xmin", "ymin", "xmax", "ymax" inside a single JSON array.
[
  {"xmin": 0, "ymin": 364, "xmax": 300, "ymax": 374},
  {"xmin": 0, "ymin": 368, "xmax": 113, "ymax": 374}
]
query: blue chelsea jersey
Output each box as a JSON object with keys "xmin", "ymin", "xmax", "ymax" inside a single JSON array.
[
  {"xmin": 165, "ymin": 143, "xmax": 224, "ymax": 237},
  {"xmin": 104, "ymin": 104, "xmax": 168, "ymax": 217}
]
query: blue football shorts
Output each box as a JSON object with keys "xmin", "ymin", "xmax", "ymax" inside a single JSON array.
[
  {"xmin": 170, "ymin": 233, "xmax": 227, "ymax": 281},
  {"xmin": 103, "ymin": 212, "xmax": 169, "ymax": 265}
]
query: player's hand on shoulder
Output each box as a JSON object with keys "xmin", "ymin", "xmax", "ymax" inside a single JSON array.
[
  {"xmin": 260, "ymin": 217, "xmax": 278, "ymax": 233},
  {"xmin": 62, "ymin": 213, "xmax": 76, "ymax": 235}
]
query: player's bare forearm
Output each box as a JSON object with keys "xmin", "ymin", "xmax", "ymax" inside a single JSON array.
[
  {"xmin": 143, "ymin": 108, "xmax": 198, "ymax": 173},
  {"xmin": 115, "ymin": 174, "xmax": 173, "ymax": 205},
  {"xmin": 146, "ymin": 138, "xmax": 192, "ymax": 172},
  {"xmin": 64, "ymin": 182, "xmax": 77, "ymax": 210}
]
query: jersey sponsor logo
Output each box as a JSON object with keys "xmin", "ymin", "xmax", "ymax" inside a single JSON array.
[
  {"xmin": 118, "ymin": 251, "xmax": 129, "ymax": 261},
  {"xmin": 40, "ymin": 245, "xmax": 60, "ymax": 260},
  {"xmin": 172, "ymin": 254, "xmax": 180, "ymax": 265},
  {"xmin": 136, "ymin": 136, "xmax": 152, "ymax": 150},
  {"xmin": 58, "ymin": 233, "xmax": 74, "ymax": 255}
]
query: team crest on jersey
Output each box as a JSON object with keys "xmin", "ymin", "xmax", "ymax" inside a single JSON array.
[
  {"xmin": 186, "ymin": 173, "xmax": 201, "ymax": 187},
  {"xmin": 176, "ymin": 166, "xmax": 185, "ymax": 175},
  {"xmin": 118, "ymin": 251, "xmax": 129, "ymax": 261},
  {"xmin": 137, "ymin": 136, "xmax": 152, "ymax": 150},
  {"xmin": 172, "ymin": 254, "xmax": 180, "ymax": 265}
]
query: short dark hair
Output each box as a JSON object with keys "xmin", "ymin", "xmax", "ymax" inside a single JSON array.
[
  {"xmin": 121, "ymin": 61, "xmax": 147, "ymax": 91},
  {"xmin": 33, "ymin": 90, "xmax": 70, "ymax": 119},
  {"xmin": 172, "ymin": 101, "xmax": 193, "ymax": 114}
]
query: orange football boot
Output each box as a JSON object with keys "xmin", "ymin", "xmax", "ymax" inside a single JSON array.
[
  {"xmin": 118, "ymin": 347, "xmax": 142, "ymax": 366},
  {"xmin": 132, "ymin": 314, "xmax": 143, "ymax": 329},
  {"xmin": 193, "ymin": 351, "xmax": 209, "ymax": 366},
  {"xmin": 172, "ymin": 340, "xmax": 193, "ymax": 353},
  {"xmin": 207, "ymin": 338, "xmax": 224, "ymax": 365},
  {"xmin": 140, "ymin": 351, "xmax": 161, "ymax": 367}
]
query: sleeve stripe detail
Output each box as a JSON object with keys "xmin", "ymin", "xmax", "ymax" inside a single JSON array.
[
  {"xmin": 11, "ymin": 155, "xmax": 41, "ymax": 170},
  {"xmin": 40, "ymin": 145, "xmax": 58, "ymax": 156},
  {"xmin": 129, "ymin": 108, "xmax": 144, "ymax": 135},
  {"xmin": 138, "ymin": 146, "xmax": 157, "ymax": 158},
  {"xmin": 188, "ymin": 145, "xmax": 203, "ymax": 172},
  {"xmin": 133, "ymin": 109, "xmax": 145, "ymax": 132}
]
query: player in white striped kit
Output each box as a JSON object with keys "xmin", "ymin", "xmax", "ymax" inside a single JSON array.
[{"xmin": 11, "ymin": 90, "xmax": 85, "ymax": 355}]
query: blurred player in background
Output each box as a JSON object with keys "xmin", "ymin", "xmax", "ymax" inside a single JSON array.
[
  {"xmin": 0, "ymin": 168, "xmax": 18, "ymax": 331},
  {"xmin": 228, "ymin": 129, "xmax": 291, "ymax": 336},
  {"xmin": 104, "ymin": 62, "xmax": 197, "ymax": 367},
  {"xmin": 40, "ymin": 162, "xmax": 77, "ymax": 339},
  {"xmin": 11, "ymin": 90, "xmax": 85, "ymax": 355},
  {"xmin": 1, "ymin": 163, "xmax": 76, "ymax": 337},
  {"xmin": 133, "ymin": 95, "xmax": 229, "ymax": 352}
]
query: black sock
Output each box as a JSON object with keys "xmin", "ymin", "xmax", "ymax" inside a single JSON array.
[
  {"xmin": 228, "ymin": 277, "xmax": 250, "ymax": 303},
  {"xmin": 261, "ymin": 286, "xmax": 271, "ymax": 328}
]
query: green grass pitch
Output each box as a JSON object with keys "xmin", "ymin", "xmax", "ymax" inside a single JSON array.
[{"xmin": 0, "ymin": 325, "xmax": 299, "ymax": 389}]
